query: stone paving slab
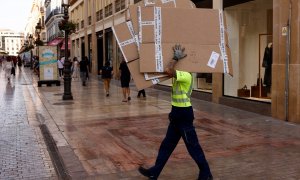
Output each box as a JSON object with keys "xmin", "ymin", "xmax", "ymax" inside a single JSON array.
[
  {"xmin": 21, "ymin": 68, "xmax": 300, "ymax": 180},
  {"xmin": 2, "ymin": 67, "xmax": 300, "ymax": 180},
  {"xmin": 0, "ymin": 68, "xmax": 58, "ymax": 180}
]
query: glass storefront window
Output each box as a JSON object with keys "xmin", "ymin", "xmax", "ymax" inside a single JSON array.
[{"xmin": 224, "ymin": 0, "xmax": 273, "ymax": 102}]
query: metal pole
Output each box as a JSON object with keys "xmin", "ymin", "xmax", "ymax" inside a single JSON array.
[
  {"xmin": 285, "ymin": 1, "xmax": 292, "ymax": 121},
  {"xmin": 62, "ymin": 4, "xmax": 73, "ymax": 100}
]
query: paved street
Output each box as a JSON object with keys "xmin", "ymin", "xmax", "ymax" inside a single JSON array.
[
  {"xmin": 1, "ymin": 66, "xmax": 300, "ymax": 180},
  {"xmin": 0, "ymin": 67, "xmax": 57, "ymax": 179}
]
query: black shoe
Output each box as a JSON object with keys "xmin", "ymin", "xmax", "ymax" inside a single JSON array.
[
  {"xmin": 128, "ymin": 96, "xmax": 131, "ymax": 101},
  {"xmin": 138, "ymin": 166, "xmax": 157, "ymax": 180},
  {"xmin": 106, "ymin": 93, "xmax": 109, "ymax": 97},
  {"xmin": 198, "ymin": 175, "xmax": 213, "ymax": 180}
]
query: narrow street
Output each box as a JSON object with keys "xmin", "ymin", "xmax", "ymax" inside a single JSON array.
[{"xmin": 1, "ymin": 66, "xmax": 300, "ymax": 179}]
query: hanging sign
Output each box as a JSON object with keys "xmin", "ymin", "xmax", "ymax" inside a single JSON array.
[{"xmin": 282, "ymin": 26, "xmax": 288, "ymax": 36}]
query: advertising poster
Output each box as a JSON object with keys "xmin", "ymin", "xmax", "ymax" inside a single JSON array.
[{"xmin": 39, "ymin": 46, "xmax": 58, "ymax": 81}]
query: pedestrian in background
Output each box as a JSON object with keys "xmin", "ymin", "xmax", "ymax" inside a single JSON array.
[
  {"xmin": 2, "ymin": 56, "xmax": 13, "ymax": 82},
  {"xmin": 58, "ymin": 56, "xmax": 64, "ymax": 78},
  {"xmin": 138, "ymin": 44, "xmax": 213, "ymax": 180},
  {"xmin": 100, "ymin": 61, "xmax": 113, "ymax": 97},
  {"xmin": 119, "ymin": 59, "xmax": 131, "ymax": 102},
  {"xmin": 137, "ymin": 89, "xmax": 146, "ymax": 98},
  {"xmin": 17, "ymin": 56, "xmax": 22, "ymax": 71},
  {"xmin": 72, "ymin": 57, "xmax": 80, "ymax": 81},
  {"xmin": 83, "ymin": 56, "xmax": 90, "ymax": 80},
  {"xmin": 79, "ymin": 57, "xmax": 89, "ymax": 86}
]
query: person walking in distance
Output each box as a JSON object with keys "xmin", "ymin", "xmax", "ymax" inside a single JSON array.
[
  {"xmin": 2, "ymin": 56, "xmax": 13, "ymax": 82},
  {"xmin": 119, "ymin": 59, "xmax": 131, "ymax": 102},
  {"xmin": 138, "ymin": 44, "xmax": 213, "ymax": 180},
  {"xmin": 72, "ymin": 57, "xmax": 80, "ymax": 81},
  {"xmin": 100, "ymin": 61, "xmax": 113, "ymax": 97},
  {"xmin": 137, "ymin": 89, "xmax": 146, "ymax": 98},
  {"xmin": 79, "ymin": 57, "xmax": 89, "ymax": 86},
  {"xmin": 58, "ymin": 56, "xmax": 65, "ymax": 78}
]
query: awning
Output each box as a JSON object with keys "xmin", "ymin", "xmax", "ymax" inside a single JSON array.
[
  {"xmin": 48, "ymin": 38, "xmax": 64, "ymax": 46},
  {"xmin": 61, "ymin": 39, "xmax": 71, "ymax": 50}
]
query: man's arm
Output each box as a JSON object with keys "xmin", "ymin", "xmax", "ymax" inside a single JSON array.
[
  {"xmin": 165, "ymin": 60, "xmax": 178, "ymax": 78},
  {"xmin": 165, "ymin": 44, "xmax": 187, "ymax": 78}
]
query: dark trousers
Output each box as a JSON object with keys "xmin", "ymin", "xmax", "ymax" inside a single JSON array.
[
  {"xmin": 58, "ymin": 68, "xmax": 64, "ymax": 77},
  {"xmin": 138, "ymin": 89, "xmax": 146, "ymax": 97},
  {"xmin": 149, "ymin": 106, "xmax": 212, "ymax": 179}
]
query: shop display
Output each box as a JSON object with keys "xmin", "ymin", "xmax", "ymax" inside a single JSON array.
[{"xmin": 237, "ymin": 85, "xmax": 250, "ymax": 97}]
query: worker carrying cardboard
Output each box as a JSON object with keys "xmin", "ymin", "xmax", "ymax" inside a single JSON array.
[{"xmin": 138, "ymin": 44, "xmax": 213, "ymax": 180}]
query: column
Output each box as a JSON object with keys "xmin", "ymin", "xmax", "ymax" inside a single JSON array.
[
  {"xmin": 212, "ymin": 0, "xmax": 223, "ymax": 103},
  {"xmin": 272, "ymin": 0, "xmax": 300, "ymax": 123}
]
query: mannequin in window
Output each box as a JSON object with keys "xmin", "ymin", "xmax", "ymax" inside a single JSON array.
[{"xmin": 262, "ymin": 42, "xmax": 272, "ymax": 93}]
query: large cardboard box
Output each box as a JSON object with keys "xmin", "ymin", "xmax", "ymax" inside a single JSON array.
[
  {"xmin": 137, "ymin": 7, "xmax": 232, "ymax": 75},
  {"xmin": 127, "ymin": 59, "xmax": 169, "ymax": 90},
  {"xmin": 128, "ymin": 0, "xmax": 195, "ymax": 36},
  {"xmin": 139, "ymin": 43, "xmax": 230, "ymax": 73},
  {"xmin": 112, "ymin": 21, "xmax": 169, "ymax": 82},
  {"xmin": 113, "ymin": 0, "xmax": 195, "ymax": 63},
  {"xmin": 112, "ymin": 21, "xmax": 138, "ymax": 62}
]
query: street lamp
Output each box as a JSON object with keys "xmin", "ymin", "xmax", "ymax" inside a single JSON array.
[
  {"xmin": 28, "ymin": 34, "xmax": 33, "ymax": 69},
  {"xmin": 61, "ymin": 0, "xmax": 73, "ymax": 100},
  {"xmin": 35, "ymin": 22, "xmax": 42, "ymax": 41},
  {"xmin": 35, "ymin": 22, "xmax": 42, "ymax": 62}
]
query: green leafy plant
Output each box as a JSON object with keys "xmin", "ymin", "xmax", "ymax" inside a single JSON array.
[{"xmin": 58, "ymin": 20, "xmax": 76, "ymax": 32}]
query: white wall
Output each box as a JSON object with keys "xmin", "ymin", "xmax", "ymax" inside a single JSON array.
[{"xmin": 224, "ymin": 0, "xmax": 272, "ymax": 97}]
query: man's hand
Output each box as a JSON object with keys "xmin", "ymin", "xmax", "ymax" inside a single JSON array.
[{"xmin": 173, "ymin": 44, "xmax": 187, "ymax": 61}]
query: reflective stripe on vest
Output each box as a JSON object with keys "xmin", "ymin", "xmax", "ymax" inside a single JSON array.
[{"xmin": 172, "ymin": 74, "xmax": 193, "ymax": 104}]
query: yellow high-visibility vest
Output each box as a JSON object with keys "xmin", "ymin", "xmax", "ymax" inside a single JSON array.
[{"xmin": 171, "ymin": 71, "xmax": 193, "ymax": 107}]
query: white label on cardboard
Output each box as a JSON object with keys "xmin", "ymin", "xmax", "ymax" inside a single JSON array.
[
  {"xmin": 126, "ymin": 21, "xmax": 135, "ymax": 38},
  {"xmin": 144, "ymin": 73, "xmax": 168, "ymax": 80},
  {"xmin": 112, "ymin": 26, "xmax": 128, "ymax": 62},
  {"xmin": 141, "ymin": 21, "xmax": 155, "ymax": 26},
  {"xmin": 135, "ymin": 35, "xmax": 140, "ymax": 50},
  {"xmin": 154, "ymin": 7, "xmax": 163, "ymax": 72},
  {"xmin": 138, "ymin": 6, "xmax": 142, "ymax": 43},
  {"xmin": 144, "ymin": 0, "xmax": 155, "ymax": 6},
  {"xmin": 207, "ymin": 51, "xmax": 220, "ymax": 69},
  {"xmin": 119, "ymin": 38, "xmax": 136, "ymax": 47},
  {"xmin": 219, "ymin": 10, "xmax": 229, "ymax": 74},
  {"xmin": 161, "ymin": 0, "xmax": 176, "ymax": 6},
  {"xmin": 151, "ymin": 78, "xmax": 160, "ymax": 84}
]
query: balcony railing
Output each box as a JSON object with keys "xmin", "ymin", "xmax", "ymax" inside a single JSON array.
[{"xmin": 45, "ymin": 8, "xmax": 62, "ymax": 24}]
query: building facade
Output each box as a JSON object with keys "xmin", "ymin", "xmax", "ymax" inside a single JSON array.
[
  {"xmin": 0, "ymin": 29, "xmax": 24, "ymax": 56},
  {"xmin": 44, "ymin": 0, "xmax": 65, "ymax": 48},
  {"xmin": 67, "ymin": 0, "xmax": 300, "ymax": 124},
  {"xmin": 24, "ymin": 0, "xmax": 46, "ymax": 50}
]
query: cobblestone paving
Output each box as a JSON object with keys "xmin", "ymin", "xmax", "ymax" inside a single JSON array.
[{"xmin": 0, "ymin": 67, "xmax": 57, "ymax": 180}]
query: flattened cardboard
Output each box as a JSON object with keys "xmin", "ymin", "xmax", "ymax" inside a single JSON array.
[
  {"xmin": 138, "ymin": 7, "xmax": 233, "ymax": 75},
  {"xmin": 139, "ymin": 7, "xmax": 220, "ymax": 44},
  {"xmin": 112, "ymin": 22, "xmax": 138, "ymax": 62},
  {"xmin": 127, "ymin": 59, "xmax": 170, "ymax": 90},
  {"xmin": 139, "ymin": 43, "xmax": 233, "ymax": 74},
  {"xmin": 128, "ymin": 0, "xmax": 195, "ymax": 39}
]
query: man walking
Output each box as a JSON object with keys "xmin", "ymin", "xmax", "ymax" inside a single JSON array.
[
  {"xmin": 138, "ymin": 44, "xmax": 213, "ymax": 180},
  {"xmin": 79, "ymin": 57, "xmax": 89, "ymax": 86}
]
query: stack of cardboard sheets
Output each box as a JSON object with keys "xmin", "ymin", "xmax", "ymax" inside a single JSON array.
[{"xmin": 112, "ymin": 0, "xmax": 232, "ymax": 90}]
